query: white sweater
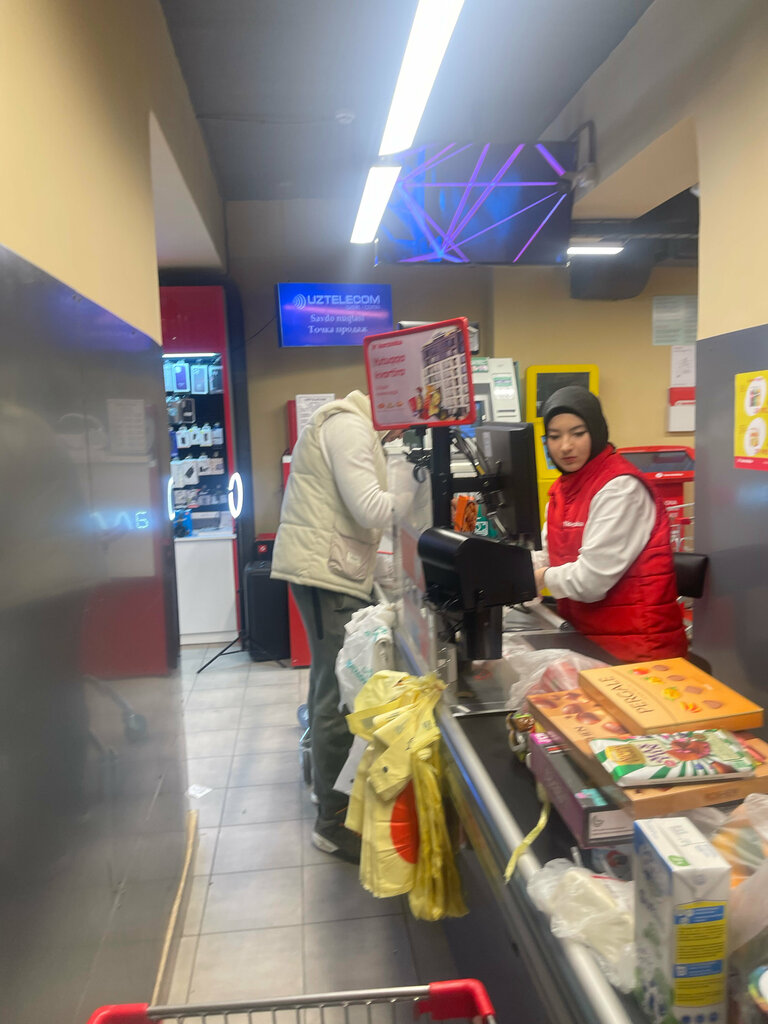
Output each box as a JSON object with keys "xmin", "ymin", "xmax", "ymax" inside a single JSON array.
[
  {"xmin": 535, "ymin": 475, "xmax": 656, "ymax": 603},
  {"xmin": 320, "ymin": 413, "xmax": 415, "ymax": 528}
]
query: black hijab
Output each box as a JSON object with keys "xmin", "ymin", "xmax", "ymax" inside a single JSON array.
[{"xmin": 541, "ymin": 386, "xmax": 609, "ymax": 464}]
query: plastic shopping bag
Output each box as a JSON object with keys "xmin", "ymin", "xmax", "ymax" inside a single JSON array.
[
  {"xmin": 718, "ymin": 799, "xmax": 768, "ymax": 1023},
  {"xmin": 711, "ymin": 792, "xmax": 768, "ymax": 888},
  {"xmin": 528, "ymin": 858, "xmax": 635, "ymax": 992},
  {"xmin": 345, "ymin": 670, "xmax": 467, "ymax": 919},
  {"xmin": 345, "ymin": 672, "xmax": 421, "ymax": 898},
  {"xmin": 335, "ymin": 604, "xmax": 396, "ymax": 712},
  {"xmin": 506, "ymin": 649, "xmax": 609, "ymax": 709},
  {"xmin": 409, "ymin": 743, "xmax": 467, "ymax": 922}
]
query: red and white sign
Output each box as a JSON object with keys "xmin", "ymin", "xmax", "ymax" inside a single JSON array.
[
  {"xmin": 364, "ymin": 318, "xmax": 475, "ymax": 430},
  {"xmin": 668, "ymin": 386, "xmax": 696, "ymax": 433}
]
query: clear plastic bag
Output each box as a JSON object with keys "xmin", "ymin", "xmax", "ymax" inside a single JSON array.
[
  {"xmin": 711, "ymin": 793, "xmax": 768, "ymax": 888},
  {"xmin": 528, "ymin": 858, "xmax": 635, "ymax": 992},
  {"xmin": 335, "ymin": 604, "xmax": 396, "ymax": 712},
  {"xmin": 699, "ymin": 794, "xmax": 768, "ymax": 960},
  {"xmin": 501, "ymin": 635, "xmax": 534, "ymax": 660},
  {"xmin": 506, "ymin": 650, "xmax": 609, "ymax": 710}
]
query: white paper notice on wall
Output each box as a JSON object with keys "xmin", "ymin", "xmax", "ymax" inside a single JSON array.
[
  {"xmin": 671, "ymin": 345, "xmax": 696, "ymax": 387},
  {"xmin": 653, "ymin": 295, "xmax": 698, "ymax": 346},
  {"xmin": 296, "ymin": 393, "xmax": 334, "ymax": 437}
]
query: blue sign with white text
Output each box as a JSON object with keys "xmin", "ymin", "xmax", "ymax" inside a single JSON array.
[{"xmin": 276, "ymin": 282, "xmax": 393, "ymax": 347}]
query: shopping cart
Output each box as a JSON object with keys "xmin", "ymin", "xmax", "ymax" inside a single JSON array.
[
  {"xmin": 86, "ymin": 980, "xmax": 496, "ymax": 1024},
  {"xmin": 666, "ymin": 501, "xmax": 694, "ymax": 553}
]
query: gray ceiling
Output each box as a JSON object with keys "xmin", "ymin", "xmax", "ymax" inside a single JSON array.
[{"xmin": 160, "ymin": 0, "xmax": 653, "ymax": 203}]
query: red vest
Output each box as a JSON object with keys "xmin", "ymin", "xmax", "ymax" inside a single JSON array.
[{"xmin": 546, "ymin": 446, "xmax": 687, "ymax": 662}]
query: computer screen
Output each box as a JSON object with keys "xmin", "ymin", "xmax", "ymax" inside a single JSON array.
[
  {"xmin": 475, "ymin": 423, "xmax": 541, "ymax": 549},
  {"xmin": 620, "ymin": 449, "xmax": 695, "ymax": 474},
  {"xmin": 535, "ymin": 370, "xmax": 591, "ymax": 417}
]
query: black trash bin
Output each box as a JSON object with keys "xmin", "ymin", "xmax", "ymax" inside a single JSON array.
[{"xmin": 244, "ymin": 537, "xmax": 290, "ymax": 662}]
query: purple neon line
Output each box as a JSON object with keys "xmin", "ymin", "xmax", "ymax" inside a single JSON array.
[
  {"xmin": 397, "ymin": 184, "xmax": 469, "ymax": 263},
  {"xmin": 407, "ymin": 181, "xmax": 559, "ymax": 188},
  {"xmin": 399, "ymin": 251, "xmax": 465, "ymax": 264},
  {"xmin": 454, "ymin": 191, "xmax": 560, "ymax": 247},
  {"xmin": 447, "ymin": 144, "xmax": 525, "ymax": 245},
  {"xmin": 445, "ymin": 144, "xmax": 489, "ymax": 241},
  {"xmin": 397, "ymin": 186, "xmax": 443, "ymax": 256},
  {"xmin": 512, "ymin": 192, "xmax": 568, "ymax": 263},
  {"xmin": 536, "ymin": 144, "xmax": 567, "ymax": 177},
  {"xmin": 398, "ymin": 181, "xmax": 471, "ymax": 261},
  {"xmin": 409, "ymin": 181, "xmax": 559, "ymax": 187},
  {"xmin": 401, "ymin": 143, "xmax": 456, "ymax": 182},
  {"xmin": 401, "ymin": 143, "xmax": 473, "ymax": 182},
  {"xmin": 406, "ymin": 195, "xmax": 470, "ymax": 261}
]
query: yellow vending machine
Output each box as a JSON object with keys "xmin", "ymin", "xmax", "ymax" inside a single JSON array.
[{"xmin": 525, "ymin": 364, "xmax": 599, "ymax": 521}]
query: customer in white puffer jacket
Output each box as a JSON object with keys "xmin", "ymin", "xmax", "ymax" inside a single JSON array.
[{"xmin": 272, "ymin": 390, "xmax": 414, "ymax": 862}]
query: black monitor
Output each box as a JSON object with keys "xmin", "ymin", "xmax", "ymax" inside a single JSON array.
[
  {"xmin": 535, "ymin": 370, "xmax": 591, "ymax": 418},
  {"xmin": 475, "ymin": 422, "xmax": 541, "ymax": 549}
]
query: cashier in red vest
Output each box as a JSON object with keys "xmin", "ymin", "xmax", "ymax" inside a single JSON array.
[{"xmin": 533, "ymin": 386, "xmax": 687, "ymax": 662}]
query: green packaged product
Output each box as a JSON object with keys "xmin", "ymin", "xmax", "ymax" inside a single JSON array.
[{"xmin": 589, "ymin": 729, "xmax": 756, "ymax": 787}]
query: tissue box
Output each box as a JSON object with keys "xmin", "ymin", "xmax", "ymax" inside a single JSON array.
[{"xmin": 635, "ymin": 817, "xmax": 731, "ymax": 1024}]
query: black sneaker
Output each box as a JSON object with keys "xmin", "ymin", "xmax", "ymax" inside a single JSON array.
[{"xmin": 312, "ymin": 818, "xmax": 361, "ymax": 864}]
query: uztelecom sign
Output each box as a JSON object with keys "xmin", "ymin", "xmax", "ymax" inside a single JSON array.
[{"xmin": 276, "ymin": 282, "xmax": 393, "ymax": 347}]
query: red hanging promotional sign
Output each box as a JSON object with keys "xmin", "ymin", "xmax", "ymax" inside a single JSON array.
[{"xmin": 364, "ymin": 318, "xmax": 475, "ymax": 431}]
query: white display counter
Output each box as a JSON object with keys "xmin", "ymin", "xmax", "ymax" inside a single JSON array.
[{"xmin": 174, "ymin": 531, "xmax": 238, "ymax": 644}]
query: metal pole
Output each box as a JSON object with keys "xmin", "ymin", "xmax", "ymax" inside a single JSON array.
[{"xmin": 431, "ymin": 427, "xmax": 453, "ymax": 528}]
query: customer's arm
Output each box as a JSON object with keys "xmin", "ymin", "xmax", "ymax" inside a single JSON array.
[
  {"xmin": 321, "ymin": 413, "xmax": 413, "ymax": 529},
  {"xmin": 540, "ymin": 477, "xmax": 656, "ymax": 602}
]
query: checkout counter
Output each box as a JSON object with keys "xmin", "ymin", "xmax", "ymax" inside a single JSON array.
[
  {"xmin": 382, "ymin": 441, "xmax": 645, "ymax": 1024},
  {"xmin": 397, "ymin": 608, "xmax": 642, "ymax": 1024}
]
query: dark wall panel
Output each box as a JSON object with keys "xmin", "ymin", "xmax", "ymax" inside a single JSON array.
[
  {"xmin": 0, "ymin": 246, "xmax": 185, "ymax": 1022},
  {"xmin": 694, "ymin": 323, "xmax": 768, "ymax": 704}
]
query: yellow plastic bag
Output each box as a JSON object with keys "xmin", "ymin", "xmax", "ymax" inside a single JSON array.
[
  {"xmin": 409, "ymin": 743, "xmax": 467, "ymax": 920},
  {"xmin": 345, "ymin": 670, "xmax": 467, "ymax": 920},
  {"xmin": 347, "ymin": 671, "xmax": 420, "ymax": 898}
]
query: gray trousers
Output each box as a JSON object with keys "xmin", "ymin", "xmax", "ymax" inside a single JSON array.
[{"xmin": 290, "ymin": 583, "xmax": 369, "ymax": 823}]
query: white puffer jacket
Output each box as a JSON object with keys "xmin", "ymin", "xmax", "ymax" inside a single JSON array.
[{"xmin": 271, "ymin": 391, "xmax": 388, "ymax": 601}]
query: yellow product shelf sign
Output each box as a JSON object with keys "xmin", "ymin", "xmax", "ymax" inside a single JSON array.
[{"xmin": 735, "ymin": 371, "xmax": 768, "ymax": 470}]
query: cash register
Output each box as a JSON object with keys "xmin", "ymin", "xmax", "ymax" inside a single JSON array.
[{"xmin": 416, "ymin": 422, "xmax": 542, "ymax": 663}]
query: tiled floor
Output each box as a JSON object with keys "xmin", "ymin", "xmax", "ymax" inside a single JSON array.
[{"xmin": 166, "ymin": 646, "xmax": 458, "ymax": 1008}]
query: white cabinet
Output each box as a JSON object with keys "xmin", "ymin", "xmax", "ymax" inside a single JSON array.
[{"xmin": 174, "ymin": 535, "xmax": 237, "ymax": 644}]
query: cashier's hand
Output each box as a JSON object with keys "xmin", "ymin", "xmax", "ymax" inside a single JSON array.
[{"xmin": 534, "ymin": 566, "xmax": 548, "ymax": 595}]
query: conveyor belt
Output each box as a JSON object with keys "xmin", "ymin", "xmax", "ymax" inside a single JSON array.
[{"xmin": 438, "ymin": 703, "xmax": 645, "ymax": 1024}]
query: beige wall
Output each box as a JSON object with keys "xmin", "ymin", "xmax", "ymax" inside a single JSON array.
[
  {"xmin": 546, "ymin": 0, "xmax": 768, "ymax": 339},
  {"xmin": 492, "ymin": 265, "xmax": 698, "ymax": 448},
  {"xmin": 227, "ymin": 199, "xmax": 493, "ymax": 532},
  {"xmin": 0, "ymin": 0, "xmax": 223, "ymax": 341}
]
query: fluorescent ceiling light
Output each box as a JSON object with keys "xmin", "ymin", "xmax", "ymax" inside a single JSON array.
[
  {"xmin": 350, "ymin": 166, "xmax": 402, "ymax": 244},
  {"xmin": 378, "ymin": 0, "xmax": 465, "ymax": 157},
  {"xmin": 567, "ymin": 245, "xmax": 625, "ymax": 256}
]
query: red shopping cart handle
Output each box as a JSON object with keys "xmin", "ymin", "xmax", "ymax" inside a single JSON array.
[
  {"xmin": 417, "ymin": 979, "xmax": 496, "ymax": 1021},
  {"xmin": 87, "ymin": 979, "xmax": 496, "ymax": 1024},
  {"xmin": 86, "ymin": 1007, "xmax": 151, "ymax": 1024}
]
